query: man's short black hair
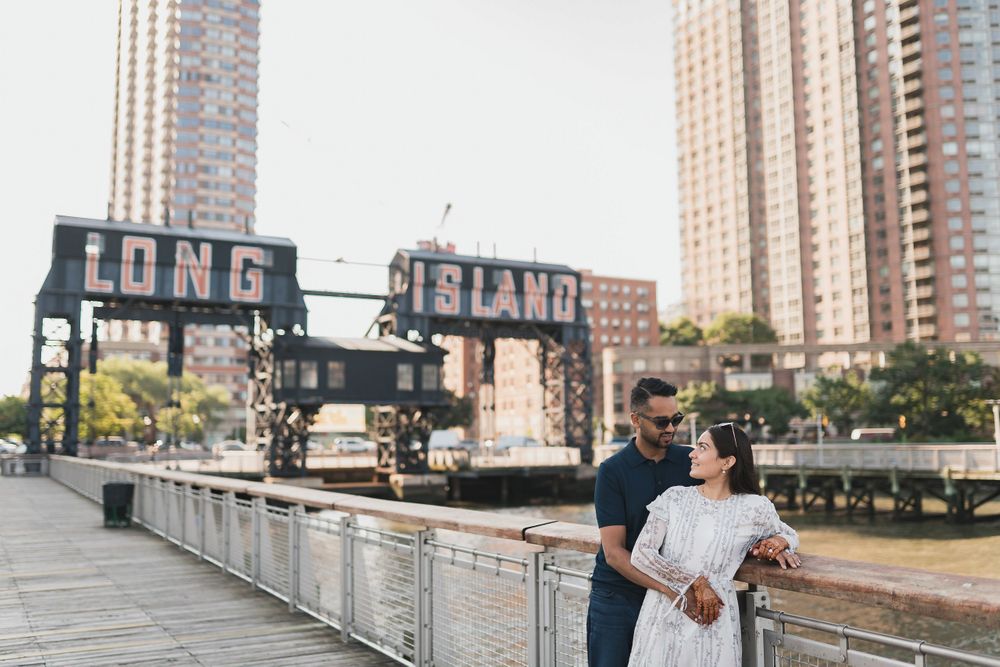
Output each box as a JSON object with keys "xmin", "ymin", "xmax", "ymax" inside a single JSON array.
[{"xmin": 629, "ymin": 377, "xmax": 679, "ymax": 413}]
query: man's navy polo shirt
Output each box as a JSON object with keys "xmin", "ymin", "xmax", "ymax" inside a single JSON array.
[{"xmin": 591, "ymin": 438, "xmax": 697, "ymax": 599}]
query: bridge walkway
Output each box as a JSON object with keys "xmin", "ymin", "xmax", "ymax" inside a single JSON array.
[{"xmin": 0, "ymin": 475, "xmax": 395, "ymax": 666}]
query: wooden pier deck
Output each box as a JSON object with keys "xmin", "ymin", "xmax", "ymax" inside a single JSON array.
[{"xmin": 0, "ymin": 476, "xmax": 396, "ymax": 666}]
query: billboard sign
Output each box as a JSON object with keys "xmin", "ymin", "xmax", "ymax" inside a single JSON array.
[{"xmin": 390, "ymin": 250, "xmax": 585, "ymax": 328}]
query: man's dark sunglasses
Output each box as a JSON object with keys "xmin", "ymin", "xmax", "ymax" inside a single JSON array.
[{"xmin": 637, "ymin": 412, "xmax": 685, "ymax": 430}]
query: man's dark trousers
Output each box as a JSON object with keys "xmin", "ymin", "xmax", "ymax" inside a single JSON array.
[{"xmin": 586, "ymin": 586, "xmax": 643, "ymax": 667}]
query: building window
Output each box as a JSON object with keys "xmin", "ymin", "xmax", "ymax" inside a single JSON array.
[
  {"xmin": 397, "ymin": 363, "xmax": 414, "ymax": 391},
  {"xmin": 300, "ymin": 361, "xmax": 318, "ymax": 389},
  {"xmin": 612, "ymin": 383, "xmax": 624, "ymax": 413},
  {"xmin": 421, "ymin": 364, "xmax": 440, "ymax": 391},
  {"xmin": 282, "ymin": 360, "xmax": 297, "ymax": 388},
  {"xmin": 634, "ymin": 359, "xmax": 647, "ymax": 372},
  {"xmin": 328, "ymin": 361, "xmax": 346, "ymax": 389}
]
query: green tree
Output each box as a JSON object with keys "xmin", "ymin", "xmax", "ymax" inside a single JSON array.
[
  {"xmin": 157, "ymin": 377, "xmax": 230, "ymax": 443},
  {"xmin": 802, "ymin": 373, "xmax": 874, "ymax": 434},
  {"xmin": 99, "ymin": 358, "xmax": 229, "ymax": 442},
  {"xmin": 730, "ymin": 386, "xmax": 807, "ymax": 436},
  {"xmin": 660, "ymin": 317, "xmax": 703, "ymax": 346},
  {"xmin": 703, "ymin": 312, "xmax": 777, "ymax": 344},
  {"xmin": 432, "ymin": 390, "xmax": 475, "ymax": 429},
  {"xmin": 868, "ymin": 342, "xmax": 1000, "ymax": 440},
  {"xmin": 100, "ymin": 357, "xmax": 169, "ymax": 427},
  {"xmin": 78, "ymin": 374, "xmax": 140, "ymax": 441},
  {"xmin": 678, "ymin": 381, "xmax": 805, "ymax": 436},
  {"xmin": 0, "ymin": 395, "xmax": 27, "ymax": 439},
  {"xmin": 677, "ymin": 381, "xmax": 732, "ymax": 427}
]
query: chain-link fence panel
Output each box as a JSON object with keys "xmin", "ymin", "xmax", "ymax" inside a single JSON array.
[
  {"xmin": 227, "ymin": 498, "xmax": 253, "ymax": 580},
  {"xmin": 428, "ymin": 543, "xmax": 530, "ymax": 667},
  {"xmin": 296, "ymin": 513, "xmax": 344, "ymax": 626},
  {"xmin": 203, "ymin": 491, "xmax": 225, "ymax": 566},
  {"xmin": 350, "ymin": 525, "xmax": 416, "ymax": 663},
  {"xmin": 258, "ymin": 504, "xmax": 290, "ymax": 600},
  {"xmin": 547, "ymin": 565, "xmax": 589, "ymax": 667}
]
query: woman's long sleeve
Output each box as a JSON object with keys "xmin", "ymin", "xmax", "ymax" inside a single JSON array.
[
  {"xmin": 630, "ymin": 511, "xmax": 702, "ymax": 595},
  {"xmin": 757, "ymin": 500, "xmax": 799, "ymax": 552}
]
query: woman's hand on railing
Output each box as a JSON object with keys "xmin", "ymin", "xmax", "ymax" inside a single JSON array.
[{"xmin": 749, "ymin": 537, "xmax": 801, "ymax": 569}]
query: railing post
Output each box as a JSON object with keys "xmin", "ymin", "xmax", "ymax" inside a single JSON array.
[
  {"xmin": 339, "ymin": 515, "xmax": 353, "ymax": 641},
  {"xmin": 180, "ymin": 483, "xmax": 190, "ymax": 549},
  {"xmin": 252, "ymin": 496, "xmax": 262, "ymax": 588},
  {"xmin": 413, "ymin": 529, "xmax": 433, "ymax": 666},
  {"xmin": 739, "ymin": 584, "xmax": 772, "ymax": 667},
  {"xmin": 223, "ymin": 491, "xmax": 234, "ymax": 575},
  {"xmin": 288, "ymin": 504, "xmax": 304, "ymax": 613},
  {"xmin": 199, "ymin": 486, "xmax": 209, "ymax": 561},
  {"xmin": 164, "ymin": 480, "xmax": 173, "ymax": 540},
  {"xmin": 526, "ymin": 550, "xmax": 545, "ymax": 667}
]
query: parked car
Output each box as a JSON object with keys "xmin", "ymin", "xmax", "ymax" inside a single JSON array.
[
  {"xmin": 850, "ymin": 427, "xmax": 895, "ymax": 443},
  {"xmin": 0, "ymin": 438, "xmax": 21, "ymax": 455},
  {"xmin": 428, "ymin": 430, "xmax": 461, "ymax": 450},
  {"xmin": 212, "ymin": 440, "xmax": 249, "ymax": 456},
  {"xmin": 494, "ymin": 435, "xmax": 541, "ymax": 452},
  {"xmin": 334, "ymin": 436, "xmax": 376, "ymax": 454}
]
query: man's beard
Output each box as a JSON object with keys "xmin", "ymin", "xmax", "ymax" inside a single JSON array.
[{"xmin": 650, "ymin": 431, "xmax": 673, "ymax": 449}]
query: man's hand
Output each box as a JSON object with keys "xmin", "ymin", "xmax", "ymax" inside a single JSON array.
[
  {"xmin": 689, "ymin": 576, "xmax": 724, "ymax": 625},
  {"xmin": 749, "ymin": 536, "xmax": 801, "ymax": 570}
]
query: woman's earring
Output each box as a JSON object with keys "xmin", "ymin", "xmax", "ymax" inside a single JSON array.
[{"xmin": 722, "ymin": 468, "xmax": 728, "ymax": 475}]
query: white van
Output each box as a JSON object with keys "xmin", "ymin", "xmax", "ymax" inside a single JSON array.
[
  {"xmin": 850, "ymin": 427, "xmax": 895, "ymax": 442},
  {"xmin": 428, "ymin": 430, "xmax": 461, "ymax": 450}
]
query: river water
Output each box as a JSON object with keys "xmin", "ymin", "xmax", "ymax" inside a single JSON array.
[{"xmin": 489, "ymin": 499, "xmax": 1000, "ymax": 660}]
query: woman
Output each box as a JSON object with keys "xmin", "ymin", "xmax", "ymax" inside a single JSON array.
[{"xmin": 627, "ymin": 422, "xmax": 800, "ymax": 667}]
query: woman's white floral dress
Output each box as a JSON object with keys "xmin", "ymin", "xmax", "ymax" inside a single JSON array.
[{"xmin": 627, "ymin": 486, "xmax": 798, "ymax": 667}]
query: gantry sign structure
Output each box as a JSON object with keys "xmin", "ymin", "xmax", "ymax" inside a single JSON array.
[
  {"xmin": 27, "ymin": 216, "xmax": 449, "ymax": 476},
  {"xmin": 26, "ymin": 215, "xmax": 312, "ymax": 472},
  {"xmin": 378, "ymin": 249, "xmax": 594, "ymax": 462}
]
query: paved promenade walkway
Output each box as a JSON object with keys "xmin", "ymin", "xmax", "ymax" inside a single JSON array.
[{"xmin": 0, "ymin": 475, "xmax": 395, "ymax": 666}]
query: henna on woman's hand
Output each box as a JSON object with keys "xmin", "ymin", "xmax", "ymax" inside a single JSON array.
[{"xmin": 690, "ymin": 576, "xmax": 724, "ymax": 625}]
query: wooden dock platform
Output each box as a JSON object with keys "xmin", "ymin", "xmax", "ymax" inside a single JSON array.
[{"xmin": 0, "ymin": 476, "xmax": 396, "ymax": 666}]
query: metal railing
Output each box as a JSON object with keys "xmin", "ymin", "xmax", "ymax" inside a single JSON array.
[
  {"xmin": 752, "ymin": 444, "xmax": 1000, "ymax": 473},
  {"xmin": 47, "ymin": 456, "xmax": 1000, "ymax": 667}
]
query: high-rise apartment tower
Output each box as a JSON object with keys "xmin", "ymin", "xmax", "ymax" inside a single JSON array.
[
  {"xmin": 104, "ymin": 0, "xmax": 261, "ymax": 439},
  {"xmin": 676, "ymin": 0, "xmax": 1000, "ymax": 343}
]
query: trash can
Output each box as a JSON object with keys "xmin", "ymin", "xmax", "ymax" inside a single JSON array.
[{"xmin": 102, "ymin": 482, "xmax": 135, "ymax": 528}]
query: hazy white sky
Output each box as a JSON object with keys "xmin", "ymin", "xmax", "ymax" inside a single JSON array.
[{"xmin": 0, "ymin": 0, "xmax": 679, "ymax": 397}]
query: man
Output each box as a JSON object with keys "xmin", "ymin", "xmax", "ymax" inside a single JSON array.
[
  {"xmin": 587, "ymin": 377, "xmax": 699, "ymax": 666},
  {"xmin": 586, "ymin": 377, "xmax": 799, "ymax": 666}
]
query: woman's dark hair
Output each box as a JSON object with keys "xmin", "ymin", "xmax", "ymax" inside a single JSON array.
[
  {"xmin": 629, "ymin": 377, "xmax": 678, "ymax": 413},
  {"xmin": 707, "ymin": 422, "xmax": 759, "ymax": 495}
]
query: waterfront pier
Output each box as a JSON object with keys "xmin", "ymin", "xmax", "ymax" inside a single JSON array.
[
  {"xmin": 2, "ymin": 455, "xmax": 998, "ymax": 665},
  {"xmin": 0, "ymin": 474, "xmax": 392, "ymax": 665}
]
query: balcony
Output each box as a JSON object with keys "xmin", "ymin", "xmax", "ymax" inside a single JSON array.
[
  {"xmin": 902, "ymin": 41, "xmax": 922, "ymax": 61},
  {"xmin": 904, "ymin": 96, "xmax": 925, "ymax": 114},
  {"xmin": 916, "ymin": 323, "xmax": 938, "ymax": 338},
  {"xmin": 911, "ymin": 226, "xmax": 931, "ymax": 242},
  {"xmin": 910, "ymin": 208, "xmax": 930, "ymax": 224},
  {"xmin": 899, "ymin": 5, "xmax": 919, "ymax": 24},
  {"xmin": 901, "ymin": 23, "xmax": 921, "ymax": 43},
  {"xmin": 912, "ymin": 246, "xmax": 931, "ymax": 261},
  {"xmin": 915, "ymin": 304, "xmax": 937, "ymax": 319},
  {"xmin": 903, "ymin": 78, "xmax": 924, "ymax": 96},
  {"xmin": 908, "ymin": 170, "xmax": 927, "ymax": 186},
  {"xmin": 904, "ymin": 115, "xmax": 924, "ymax": 132},
  {"xmin": 908, "ymin": 188, "xmax": 928, "ymax": 206},
  {"xmin": 913, "ymin": 264, "xmax": 934, "ymax": 281},
  {"xmin": 907, "ymin": 152, "xmax": 927, "ymax": 168},
  {"xmin": 914, "ymin": 284, "xmax": 935, "ymax": 299}
]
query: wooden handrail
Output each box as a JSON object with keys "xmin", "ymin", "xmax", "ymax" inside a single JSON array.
[{"xmin": 50, "ymin": 455, "xmax": 1000, "ymax": 628}]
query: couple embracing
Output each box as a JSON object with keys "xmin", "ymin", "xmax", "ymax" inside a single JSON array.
[{"xmin": 587, "ymin": 377, "xmax": 802, "ymax": 667}]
